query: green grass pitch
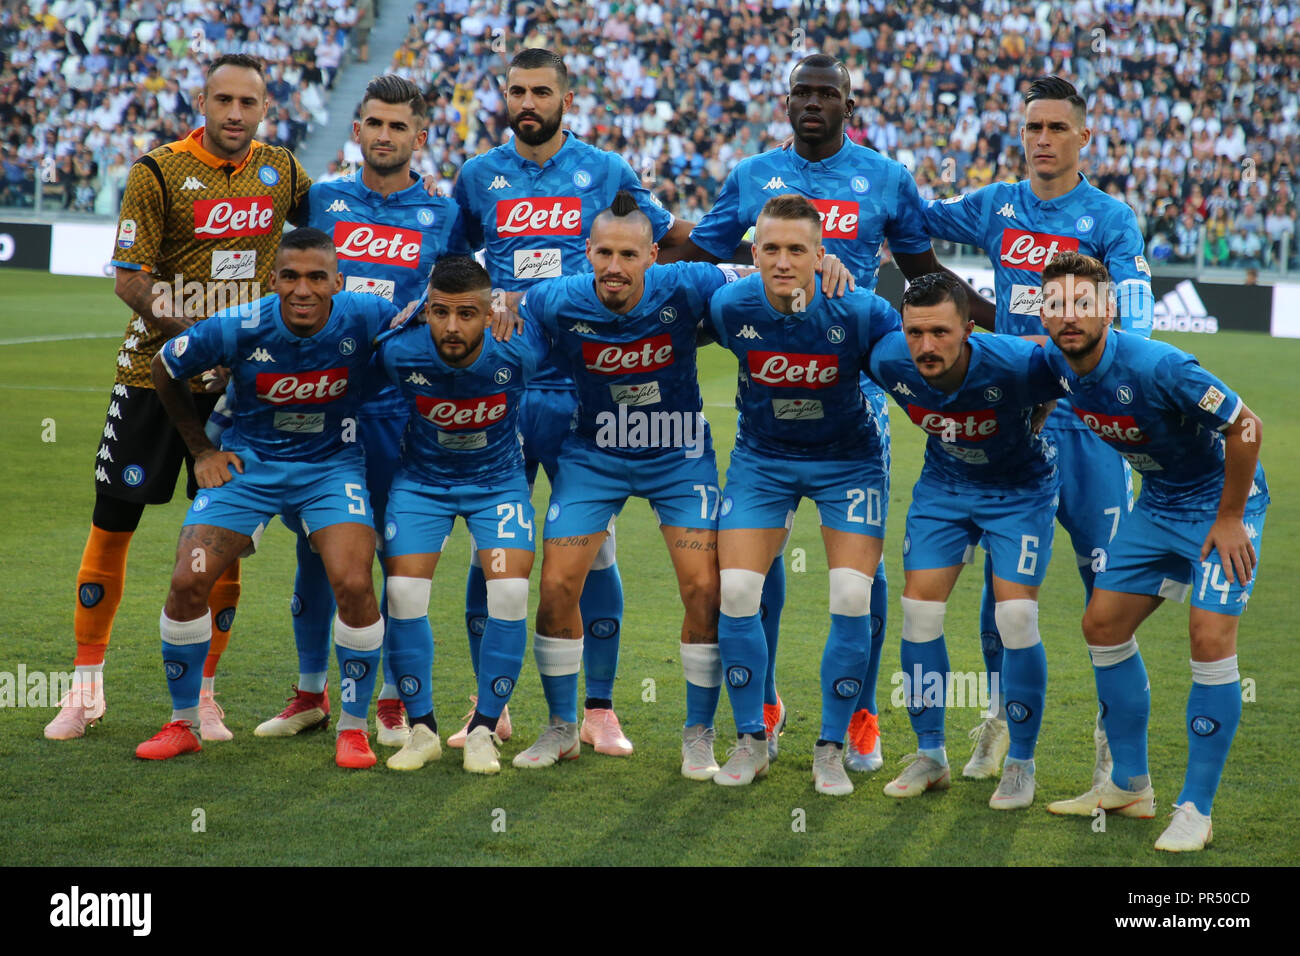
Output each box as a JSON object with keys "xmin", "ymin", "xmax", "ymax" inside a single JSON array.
[{"xmin": 1, "ymin": 268, "xmax": 1296, "ymax": 866}]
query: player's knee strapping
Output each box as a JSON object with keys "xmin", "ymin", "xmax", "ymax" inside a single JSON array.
[
  {"xmin": 1088, "ymin": 636, "xmax": 1150, "ymax": 789},
  {"xmin": 822, "ymin": 569, "xmax": 873, "ymax": 742},
  {"xmin": 534, "ymin": 634, "xmax": 583, "ymax": 723},
  {"xmin": 1180, "ymin": 656, "xmax": 1242, "ymax": 815},
  {"xmin": 334, "ymin": 615, "xmax": 385, "ymax": 720},
  {"xmin": 680, "ymin": 642, "xmax": 722, "ymax": 727},
  {"xmin": 994, "ymin": 599, "xmax": 1046, "ymax": 761},
  {"xmin": 476, "ymin": 578, "xmax": 529, "ymax": 718},
  {"xmin": 718, "ymin": 568, "xmax": 770, "ymax": 735},
  {"xmin": 899, "ymin": 597, "xmax": 949, "ymax": 749},
  {"xmin": 160, "ymin": 609, "xmax": 211, "ymax": 713}
]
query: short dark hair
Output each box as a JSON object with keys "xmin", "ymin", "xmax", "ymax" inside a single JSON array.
[
  {"xmin": 1041, "ymin": 250, "xmax": 1111, "ymax": 287},
  {"xmin": 790, "ymin": 53, "xmax": 852, "ymax": 98},
  {"xmin": 205, "ymin": 53, "xmax": 265, "ymax": 93},
  {"xmin": 509, "ymin": 48, "xmax": 568, "ymax": 90},
  {"xmin": 361, "ymin": 74, "xmax": 428, "ymax": 120},
  {"xmin": 592, "ymin": 189, "xmax": 652, "ymax": 239},
  {"xmin": 757, "ymin": 193, "xmax": 823, "ymax": 235},
  {"xmin": 1024, "ymin": 75, "xmax": 1087, "ymax": 122},
  {"xmin": 277, "ymin": 227, "xmax": 336, "ymax": 257},
  {"xmin": 429, "ymin": 256, "xmax": 492, "ymax": 295},
  {"xmin": 901, "ymin": 272, "xmax": 970, "ymax": 322}
]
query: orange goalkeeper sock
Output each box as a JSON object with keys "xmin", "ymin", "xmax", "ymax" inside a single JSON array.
[
  {"xmin": 204, "ymin": 560, "xmax": 241, "ymax": 677},
  {"xmin": 73, "ymin": 526, "xmax": 133, "ymax": 666}
]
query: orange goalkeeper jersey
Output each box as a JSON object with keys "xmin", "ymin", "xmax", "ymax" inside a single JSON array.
[{"xmin": 109, "ymin": 128, "xmax": 310, "ymax": 388}]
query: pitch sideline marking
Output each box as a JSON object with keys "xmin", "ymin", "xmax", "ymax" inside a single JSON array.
[{"xmin": 0, "ymin": 332, "xmax": 121, "ymax": 346}]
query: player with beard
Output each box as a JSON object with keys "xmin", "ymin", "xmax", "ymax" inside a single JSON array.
[
  {"xmin": 450, "ymin": 48, "xmax": 695, "ymax": 759},
  {"xmin": 922, "ymin": 76, "xmax": 1155, "ymax": 788},
  {"xmin": 253, "ymin": 75, "xmax": 471, "ymax": 750},
  {"xmin": 46, "ymin": 54, "xmax": 310, "ymax": 743},
  {"xmin": 1037, "ymin": 253, "xmax": 1265, "ymax": 852},
  {"xmin": 660, "ymin": 53, "xmax": 992, "ymax": 773}
]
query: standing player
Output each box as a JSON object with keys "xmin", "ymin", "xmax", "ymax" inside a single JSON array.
[
  {"xmin": 45, "ymin": 54, "xmax": 310, "ymax": 742},
  {"xmin": 507, "ymin": 193, "xmax": 734, "ymax": 776},
  {"xmin": 254, "ymin": 75, "xmax": 471, "ymax": 749},
  {"xmin": 376, "ymin": 258, "xmax": 549, "ymax": 773},
  {"xmin": 139, "ymin": 228, "xmax": 398, "ymax": 769},
  {"xmin": 869, "ymin": 274, "xmax": 1065, "ymax": 809},
  {"xmin": 706, "ymin": 195, "xmax": 899, "ymax": 795},
  {"xmin": 1039, "ymin": 253, "xmax": 1266, "ymax": 852},
  {"xmin": 661, "ymin": 53, "xmax": 992, "ymax": 771},
  {"xmin": 922, "ymin": 75, "xmax": 1155, "ymax": 782},
  {"xmin": 451, "ymin": 48, "xmax": 694, "ymax": 756}
]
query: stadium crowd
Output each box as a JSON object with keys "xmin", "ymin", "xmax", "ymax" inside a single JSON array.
[
  {"xmin": 0, "ymin": 0, "xmax": 374, "ymax": 212},
  {"xmin": 1, "ymin": 0, "xmax": 1296, "ymax": 270}
]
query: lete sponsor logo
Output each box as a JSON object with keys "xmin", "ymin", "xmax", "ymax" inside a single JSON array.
[
  {"xmin": 255, "ymin": 368, "xmax": 349, "ymax": 404},
  {"xmin": 1072, "ymin": 408, "xmax": 1149, "ymax": 444},
  {"xmin": 906, "ymin": 405, "xmax": 1000, "ymax": 439},
  {"xmin": 583, "ymin": 334, "xmax": 674, "ymax": 374},
  {"xmin": 415, "ymin": 393, "xmax": 508, "ymax": 429},
  {"xmin": 334, "ymin": 222, "xmax": 422, "ymax": 266},
  {"xmin": 999, "ymin": 229, "xmax": 1080, "ymax": 270},
  {"xmin": 496, "ymin": 196, "xmax": 583, "ymax": 235},
  {"xmin": 809, "ymin": 199, "xmax": 859, "ymax": 239},
  {"xmin": 193, "ymin": 196, "xmax": 276, "ymax": 237},
  {"xmin": 748, "ymin": 351, "xmax": 839, "ymax": 388}
]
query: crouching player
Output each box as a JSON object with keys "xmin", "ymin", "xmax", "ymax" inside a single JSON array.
[
  {"xmin": 137, "ymin": 228, "xmax": 398, "ymax": 768},
  {"xmin": 375, "ymin": 257, "xmax": 549, "ymax": 773},
  {"xmin": 869, "ymin": 274, "xmax": 1065, "ymax": 808},
  {"xmin": 706, "ymin": 195, "xmax": 899, "ymax": 795},
  {"xmin": 1039, "ymin": 253, "xmax": 1267, "ymax": 852},
  {"xmin": 507, "ymin": 192, "xmax": 734, "ymax": 776}
]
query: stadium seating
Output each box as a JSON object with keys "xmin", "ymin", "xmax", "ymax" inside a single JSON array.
[
  {"xmin": 0, "ymin": 0, "xmax": 368, "ymax": 211},
  {"xmin": 3, "ymin": 0, "xmax": 1295, "ymax": 271}
]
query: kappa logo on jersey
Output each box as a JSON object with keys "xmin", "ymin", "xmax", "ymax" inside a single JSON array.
[
  {"xmin": 736, "ymin": 325, "xmax": 762, "ymax": 340},
  {"xmin": 405, "ymin": 371, "xmax": 431, "ymax": 385},
  {"xmin": 892, "ymin": 381, "xmax": 916, "ymax": 397},
  {"xmin": 181, "ymin": 177, "xmax": 206, "ymax": 190},
  {"xmin": 568, "ymin": 322, "xmax": 596, "ymax": 334},
  {"xmin": 997, "ymin": 203, "xmax": 1017, "ymax": 218},
  {"xmin": 246, "ymin": 348, "xmax": 275, "ymax": 363},
  {"xmin": 906, "ymin": 405, "xmax": 1000, "ymax": 439},
  {"xmin": 762, "ymin": 177, "xmax": 787, "ymax": 190},
  {"xmin": 809, "ymin": 199, "xmax": 859, "ymax": 239},
  {"xmin": 1072, "ymin": 408, "xmax": 1149, "ymax": 444},
  {"xmin": 582, "ymin": 334, "xmax": 674, "ymax": 375},
  {"xmin": 334, "ymin": 222, "xmax": 423, "ymax": 266},
  {"xmin": 488, "ymin": 175, "xmax": 512, "ymax": 190},
  {"xmin": 414, "ymin": 393, "xmax": 508, "ymax": 430},
  {"xmin": 496, "ymin": 196, "xmax": 583, "ymax": 235},
  {"xmin": 999, "ymin": 229, "xmax": 1080, "ymax": 271},
  {"xmin": 255, "ymin": 368, "xmax": 350, "ymax": 405},
  {"xmin": 747, "ymin": 351, "xmax": 839, "ymax": 389},
  {"xmin": 327, "ymin": 198, "xmax": 350, "ymax": 213},
  {"xmin": 193, "ymin": 196, "xmax": 276, "ymax": 237}
]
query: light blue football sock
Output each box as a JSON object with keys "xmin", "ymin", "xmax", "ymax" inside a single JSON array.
[
  {"xmin": 820, "ymin": 612, "xmax": 870, "ymax": 743},
  {"xmin": 1178, "ymin": 658, "xmax": 1242, "ymax": 816},
  {"xmin": 293, "ymin": 532, "xmax": 333, "ymax": 692},
  {"xmin": 760, "ymin": 553, "xmax": 785, "ymax": 707},
  {"xmin": 1090, "ymin": 639, "xmax": 1151, "ymax": 790},
  {"xmin": 476, "ymin": 616, "xmax": 527, "ymax": 720},
  {"xmin": 718, "ymin": 611, "xmax": 767, "ymax": 736},
  {"xmin": 385, "ymin": 614, "xmax": 433, "ymax": 718},
  {"xmin": 161, "ymin": 611, "xmax": 210, "ymax": 714},
  {"xmin": 465, "ymin": 560, "xmax": 487, "ymax": 675},
  {"xmin": 580, "ymin": 563, "xmax": 623, "ymax": 701}
]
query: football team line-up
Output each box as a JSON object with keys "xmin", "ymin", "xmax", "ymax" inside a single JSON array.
[{"xmin": 45, "ymin": 49, "xmax": 1266, "ymax": 856}]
